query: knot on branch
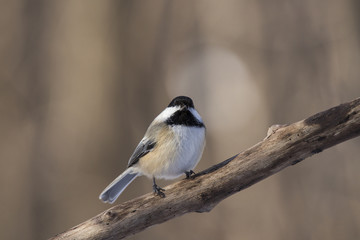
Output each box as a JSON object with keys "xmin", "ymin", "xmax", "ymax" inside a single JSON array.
[{"xmin": 103, "ymin": 210, "xmax": 118, "ymax": 225}]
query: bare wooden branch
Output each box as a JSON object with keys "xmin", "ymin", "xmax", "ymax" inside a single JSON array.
[{"xmin": 50, "ymin": 97, "xmax": 360, "ymax": 240}]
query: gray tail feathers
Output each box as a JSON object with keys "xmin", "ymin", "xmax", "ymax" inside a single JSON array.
[{"xmin": 99, "ymin": 168, "xmax": 139, "ymax": 204}]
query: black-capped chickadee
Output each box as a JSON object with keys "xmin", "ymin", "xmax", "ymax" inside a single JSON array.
[{"xmin": 99, "ymin": 96, "xmax": 206, "ymax": 203}]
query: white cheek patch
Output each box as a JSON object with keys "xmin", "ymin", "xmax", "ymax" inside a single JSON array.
[
  {"xmin": 189, "ymin": 108, "xmax": 203, "ymax": 123},
  {"xmin": 154, "ymin": 106, "xmax": 181, "ymax": 123}
]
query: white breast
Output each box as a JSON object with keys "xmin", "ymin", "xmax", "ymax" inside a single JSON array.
[
  {"xmin": 137, "ymin": 124, "xmax": 205, "ymax": 179},
  {"xmin": 159, "ymin": 125, "xmax": 206, "ymax": 179}
]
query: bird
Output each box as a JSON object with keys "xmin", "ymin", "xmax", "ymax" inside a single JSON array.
[{"xmin": 99, "ymin": 96, "xmax": 206, "ymax": 203}]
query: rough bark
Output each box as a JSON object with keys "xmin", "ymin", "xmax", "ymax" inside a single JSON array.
[{"xmin": 50, "ymin": 97, "xmax": 360, "ymax": 240}]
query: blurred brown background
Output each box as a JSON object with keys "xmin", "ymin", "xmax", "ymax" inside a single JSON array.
[{"xmin": 1, "ymin": 0, "xmax": 360, "ymax": 239}]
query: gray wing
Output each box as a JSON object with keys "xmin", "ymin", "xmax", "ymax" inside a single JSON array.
[{"xmin": 127, "ymin": 138, "xmax": 156, "ymax": 167}]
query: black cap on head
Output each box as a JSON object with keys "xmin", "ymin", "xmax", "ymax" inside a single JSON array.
[{"xmin": 168, "ymin": 96, "xmax": 194, "ymax": 108}]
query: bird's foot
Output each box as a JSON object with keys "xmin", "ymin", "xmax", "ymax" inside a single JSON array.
[
  {"xmin": 185, "ymin": 170, "xmax": 195, "ymax": 179},
  {"xmin": 153, "ymin": 184, "xmax": 165, "ymax": 198}
]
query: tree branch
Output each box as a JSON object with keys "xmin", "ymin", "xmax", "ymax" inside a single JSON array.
[{"xmin": 50, "ymin": 97, "xmax": 360, "ymax": 240}]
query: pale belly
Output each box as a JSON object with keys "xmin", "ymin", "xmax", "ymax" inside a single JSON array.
[{"xmin": 138, "ymin": 126, "xmax": 205, "ymax": 179}]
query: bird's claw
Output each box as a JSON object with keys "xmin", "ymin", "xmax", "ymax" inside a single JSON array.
[
  {"xmin": 153, "ymin": 184, "xmax": 165, "ymax": 198},
  {"xmin": 185, "ymin": 170, "xmax": 195, "ymax": 179}
]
